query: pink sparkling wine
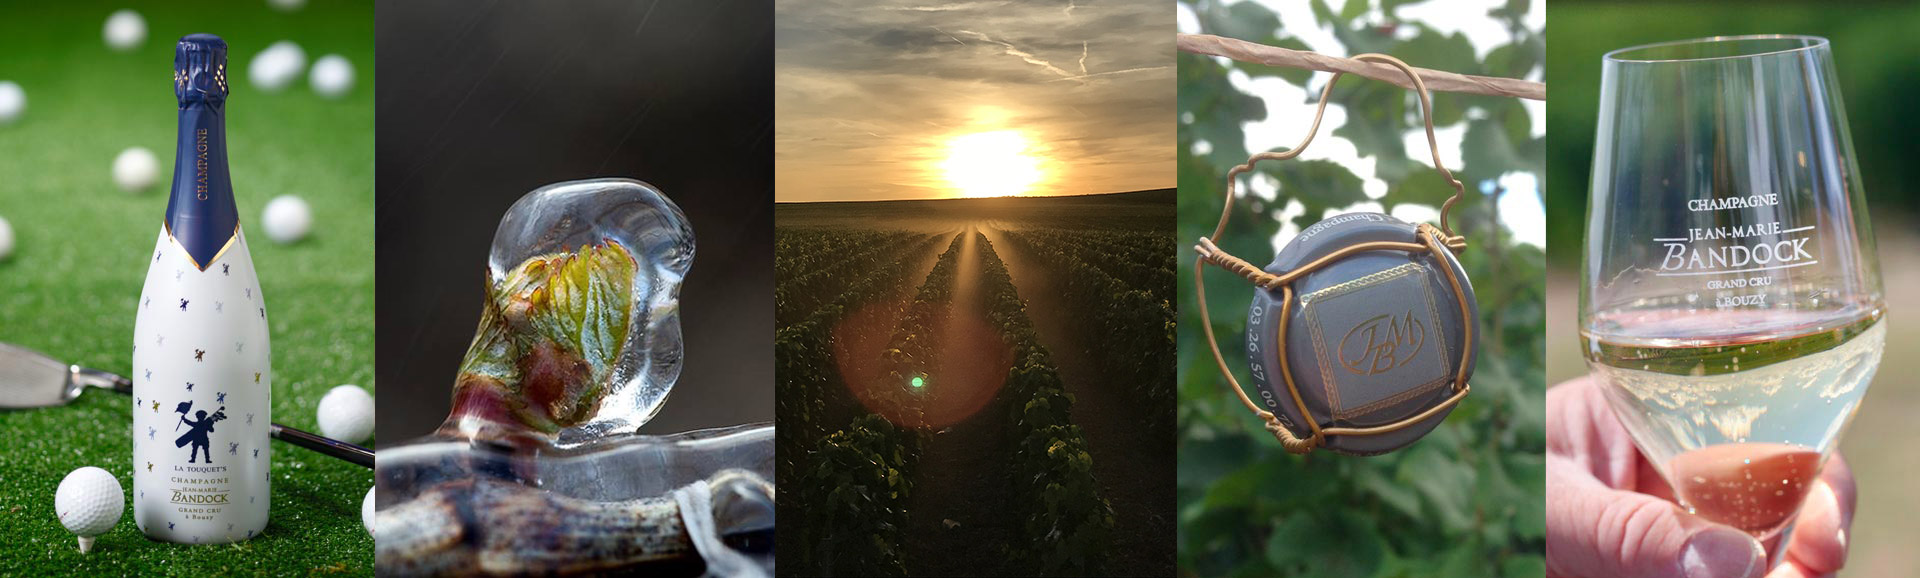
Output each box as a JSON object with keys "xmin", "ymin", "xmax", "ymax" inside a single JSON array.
[{"xmin": 1667, "ymin": 442, "xmax": 1821, "ymax": 534}]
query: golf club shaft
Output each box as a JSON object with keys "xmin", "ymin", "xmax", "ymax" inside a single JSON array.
[
  {"xmin": 271, "ymin": 423, "xmax": 374, "ymax": 468},
  {"xmin": 91, "ymin": 367, "xmax": 374, "ymax": 469}
]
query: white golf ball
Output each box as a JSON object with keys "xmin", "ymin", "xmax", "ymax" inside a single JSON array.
[
  {"xmin": 268, "ymin": 0, "xmax": 307, "ymax": 12},
  {"xmin": 113, "ymin": 147, "xmax": 160, "ymax": 193},
  {"xmin": 317, "ymin": 384, "xmax": 374, "ymax": 444},
  {"xmin": 103, "ymin": 10, "xmax": 146, "ymax": 52},
  {"xmin": 309, "ymin": 54, "xmax": 354, "ymax": 99},
  {"xmin": 261, "ymin": 194, "xmax": 313, "ymax": 244},
  {"xmin": 0, "ymin": 215, "xmax": 14, "ymax": 261},
  {"xmin": 55, "ymin": 467, "xmax": 124, "ymax": 553},
  {"xmin": 0, "ymin": 80, "xmax": 24, "ymax": 124},
  {"xmin": 248, "ymin": 41, "xmax": 307, "ymax": 92},
  {"xmin": 361, "ymin": 486, "xmax": 375, "ymax": 537}
]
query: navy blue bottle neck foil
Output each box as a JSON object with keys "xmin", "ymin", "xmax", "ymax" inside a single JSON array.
[{"xmin": 165, "ymin": 34, "xmax": 239, "ymax": 270}]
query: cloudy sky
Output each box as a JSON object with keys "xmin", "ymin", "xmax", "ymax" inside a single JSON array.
[{"xmin": 776, "ymin": 0, "xmax": 1174, "ymax": 202}]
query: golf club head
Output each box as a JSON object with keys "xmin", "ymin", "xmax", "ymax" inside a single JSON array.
[{"xmin": 0, "ymin": 343, "xmax": 83, "ymax": 409}]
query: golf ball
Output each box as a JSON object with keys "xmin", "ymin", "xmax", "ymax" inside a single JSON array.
[
  {"xmin": 262, "ymin": 194, "xmax": 313, "ymax": 244},
  {"xmin": 309, "ymin": 54, "xmax": 354, "ymax": 99},
  {"xmin": 103, "ymin": 10, "xmax": 146, "ymax": 52},
  {"xmin": 362, "ymin": 487, "xmax": 375, "ymax": 537},
  {"xmin": 55, "ymin": 467, "xmax": 124, "ymax": 553},
  {"xmin": 113, "ymin": 147, "xmax": 160, "ymax": 193},
  {"xmin": 317, "ymin": 384, "xmax": 374, "ymax": 444},
  {"xmin": 0, "ymin": 215, "xmax": 14, "ymax": 261},
  {"xmin": 268, "ymin": 0, "xmax": 307, "ymax": 12},
  {"xmin": 248, "ymin": 41, "xmax": 307, "ymax": 92},
  {"xmin": 0, "ymin": 80, "xmax": 24, "ymax": 124}
]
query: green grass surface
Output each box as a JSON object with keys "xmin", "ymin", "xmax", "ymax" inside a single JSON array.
[{"xmin": 0, "ymin": 1, "xmax": 374, "ymax": 574}]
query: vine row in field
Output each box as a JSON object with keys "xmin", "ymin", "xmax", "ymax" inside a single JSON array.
[
  {"xmin": 874, "ymin": 231, "xmax": 968, "ymax": 426},
  {"xmin": 976, "ymin": 233, "xmax": 1116, "ymax": 576},
  {"xmin": 1003, "ymin": 229, "xmax": 1177, "ymax": 427},
  {"xmin": 784, "ymin": 232, "xmax": 964, "ymax": 576},
  {"xmin": 775, "ymin": 231, "xmax": 943, "ymax": 451},
  {"xmin": 775, "ymin": 229, "xmax": 879, "ymax": 286},
  {"xmin": 1017, "ymin": 228, "xmax": 1175, "ymax": 296},
  {"xmin": 775, "ymin": 230, "xmax": 929, "ymax": 328}
]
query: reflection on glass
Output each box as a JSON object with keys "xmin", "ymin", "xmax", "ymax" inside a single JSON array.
[{"xmin": 1580, "ymin": 35, "xmax": 1885, "ymax": 566}]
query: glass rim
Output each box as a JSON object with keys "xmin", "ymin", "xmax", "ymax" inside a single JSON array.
[{"xmin": 1603, "ymin": 34, "xmax": 1830, "ymax": 64}]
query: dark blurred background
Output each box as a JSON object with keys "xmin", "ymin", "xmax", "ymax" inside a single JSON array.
[
  {"xmin": 1545, "ymin": 3, "xmax": 1920, "ymax": 574},
  {"xmin": 374, "ymin": 1, "xmax": 772, "ymax": 442}
]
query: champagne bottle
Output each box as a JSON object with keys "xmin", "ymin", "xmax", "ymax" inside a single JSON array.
[{"xmin": 132, "ymin": 34, "xmax": 271, "ymax": 544}]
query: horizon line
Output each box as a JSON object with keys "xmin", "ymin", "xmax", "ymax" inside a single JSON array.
[{"xmin": 774, "ymin": 187, "xmax": 1174, "ymax": 205}]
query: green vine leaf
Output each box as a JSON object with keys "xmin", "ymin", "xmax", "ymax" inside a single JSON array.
[
  {"xmin": 1262, "ymin": 158, "xmax": 1368, "ymax": 229},
  {"xmin": 453, "ymin": 241, "xmax": 637, "ymax": 432},
  {"xmin": 1339, "ymin": 0, "xmax": 1370, "ymax": 23}
]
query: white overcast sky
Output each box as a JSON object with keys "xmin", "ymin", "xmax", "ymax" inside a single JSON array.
[{"xmin": 1177, "ymin": 0, "xmax": 1546, "ymax": 249}]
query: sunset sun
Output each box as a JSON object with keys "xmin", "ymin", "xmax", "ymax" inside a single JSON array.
[{"xmin": 941, "ymin": 130, "xmax": 1044, "ymax": 197}]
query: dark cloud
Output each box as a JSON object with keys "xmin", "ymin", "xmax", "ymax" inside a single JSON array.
[
  {"xmin": 866, "ymin": 27, "xmax": 956, "ymax": 52},
  {"xmin": 776, "ymin": 0, "xmax": 1173, "ymax": 201}
]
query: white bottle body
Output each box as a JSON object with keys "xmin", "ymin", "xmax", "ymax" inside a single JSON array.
[{"xmin": 132, "ymin": 226, "xmax": 271, "ymax": 543}]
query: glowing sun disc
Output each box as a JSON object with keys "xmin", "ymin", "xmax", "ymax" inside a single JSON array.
[{"xmin": 941, "ymin": 130, "xmax": 1042, "ymax": 197}]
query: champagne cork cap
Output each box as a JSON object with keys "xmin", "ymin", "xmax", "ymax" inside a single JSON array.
[
  {"xmin": 174, "ymin": 34, "xmax": 228, "ymax": 103},
  {"xmin": 1245, "ymin": 213, "xmax": 1478, "ymax": 456}
]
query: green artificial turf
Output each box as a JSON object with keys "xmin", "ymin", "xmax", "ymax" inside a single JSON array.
[{"xmin": 0, "ymin": 1, "xmax": 374, "ymax": 574}]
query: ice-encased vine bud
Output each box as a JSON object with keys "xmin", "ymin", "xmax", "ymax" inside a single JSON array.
[{"xmin": 441, "ymin": 179, "xmax": 694, "ymax": 447}]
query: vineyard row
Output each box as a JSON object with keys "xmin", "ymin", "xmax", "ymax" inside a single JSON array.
[
  {"xmin": 783, "ymin": 232, "xmax": 965, "ymax": 576},
  {"xmin": 974, "ymin": 233, "xmax": 1116, "ymax": 575},
  {"xmin": 1002, "ymin": 229, "xmax": 1177, "ymax": 427}
]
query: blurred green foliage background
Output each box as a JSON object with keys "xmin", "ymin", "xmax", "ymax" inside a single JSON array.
[
  {"xmin": 1544, "ymin": 3, "xmax": 1920, "ymax": 575},
  {"xmin": 1544, "ymin": 0, "xmax": 1920, "ymax": 261},
  {"xmin": 1177, "ymin": 1, "xmax": 1546, "ymax": 576},
  {"xmin": 0, "ymin": 1, "xmax": 373, "ymax": 574}
]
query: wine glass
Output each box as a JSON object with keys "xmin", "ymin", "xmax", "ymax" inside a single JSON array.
[{"xmin": 1580, "ymin": 35, "xmax": 1885, "ymax": 566}]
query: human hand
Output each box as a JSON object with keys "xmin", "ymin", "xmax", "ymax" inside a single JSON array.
[{"xmin": 1545, "ymin": 375, "xmax": 1855, "ymax": 578}]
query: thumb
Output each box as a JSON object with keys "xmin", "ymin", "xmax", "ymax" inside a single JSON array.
[{"xmin": 1547, "ymin": 455, "xmax": 1765, "ymax": 578}]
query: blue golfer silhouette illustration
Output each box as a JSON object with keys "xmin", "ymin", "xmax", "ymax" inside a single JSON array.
[{"xmin": 173, "ymin": 402, "xmax": 227, "ymax": 463}]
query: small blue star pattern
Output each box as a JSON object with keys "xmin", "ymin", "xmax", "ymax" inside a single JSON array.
[{"xmin": 130, "ymin": 228, "xmax": 275, "ymax": 543}]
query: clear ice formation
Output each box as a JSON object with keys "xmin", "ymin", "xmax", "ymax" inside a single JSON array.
[
  {"xmin": 376, "ymin": 425, "xmax": 773, "ymax": 576},
  {"xmin": 376, "ymin": 179, "xmax": 773, "ymax": 577},
  {"xmin": 486, "ymin": 178, "xmax": 694, "ymax": 445}
]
